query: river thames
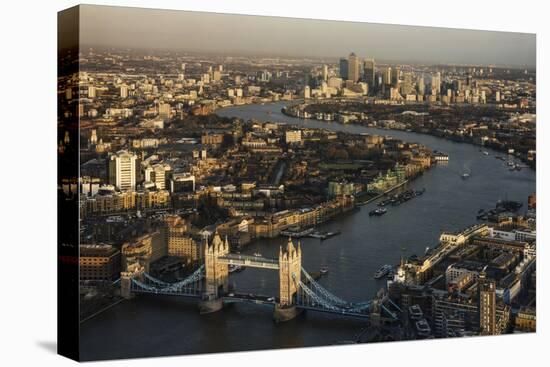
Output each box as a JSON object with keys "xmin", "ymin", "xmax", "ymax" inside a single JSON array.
[{"xmin": 80, "ymin": 101, "xmax": 535, "ymax": 360}]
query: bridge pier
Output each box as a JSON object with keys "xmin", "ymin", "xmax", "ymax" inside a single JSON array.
[
  {"xmin": 273, "ymin": 304, "xmax": 303, "ymax": 323},
  {"xmin": 198, "ymin": 297, "xmax": 224, "ymax": 314},
  {"xmin": 120, "ymin": 262, "xmax": 145, "ymax": 299}
]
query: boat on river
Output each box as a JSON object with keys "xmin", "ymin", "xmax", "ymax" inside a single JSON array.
[
  {"xmin": 369, "ymin": 208, "xmax": 387, "ymax": 216},
  {"xmin": 374, "ymin": 265, "xmax": 393, "ymax": 279}
]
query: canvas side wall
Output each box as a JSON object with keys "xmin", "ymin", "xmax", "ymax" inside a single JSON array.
[{"xmin": 57, "ymin": 5, "xmax": 81, "ymax": 362}]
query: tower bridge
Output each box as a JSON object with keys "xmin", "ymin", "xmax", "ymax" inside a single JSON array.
[{"xmin": 120, "ymin": 233, "xmax": 401, "ymax": 323}]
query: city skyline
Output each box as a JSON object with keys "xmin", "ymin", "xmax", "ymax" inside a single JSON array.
[
  {"xmin": 58, "ymin": 5, "xmax": 537, "ymax": 361},
  {"xmin": 78, "ymin": 5, "xmax": 536, "ymax": 67}
]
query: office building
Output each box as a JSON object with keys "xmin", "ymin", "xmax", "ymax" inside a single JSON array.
[
  {"xmin": 144, "ymin": 163, "xmax": 171, "ymax": 190},
  {"xmin": 170, "ymin": 173, "xmax": 196, "ymax": 193},
  {"xmin": 382, "ymin": 67, "xmax": 392, "ymax": 85},
  {"xmin": 322, "ymin": 64, "xmax": 328, "ymax": 81},
  {"xmin": 363, "ymin": 59, "xmax": 375, "ymax": 90},
  {"xmin": 108, "ymin": 150, "xmax": 138, "ymax": 191},
  {"xmin": 339, "ymin": 58, "xmax": 348, "ymax": 80},
  {"xmin": 391, "ymin": 67, "xmax": 400, "ymax": 86},
  {"xmin": 417, "ymin": 75, "xmax": 425, "ymax": 95},
  {"xmin": 431, "ymin": 72, "xmax": 441, "ymax": 95},
  {"xmin": 348, "ymin": 52, "xmax": 360, "ymax": 82}
]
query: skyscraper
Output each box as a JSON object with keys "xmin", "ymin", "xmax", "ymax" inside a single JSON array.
[
  {"xmin": 108, "ymin": 150, "xmax": 138, "ymax": 191},
  {"xmin": 391, "ymin": 67, "xmax": 400, "ymax": 86},
  {"xmin": 348, "ymin": 52, "xmax": 360, "ymax": 82},
  {"xmin": 339, "ymin": 58, "xmax": 348, "ymax": 80},
  {"xmin": 479, "ymin": 271, "xmax": 496, "ymax": 336},
  {"xmin": 400, "ymin": 72, "xmax": 413, "ymax": 95},
  {"xmin": 382, "ymin": 67, "xmax": 392, "ymax": 85},
  {"xmin": 431, "ymin": 72, "xmax": 441, "ymax": 95},
  {"xmin": 417, "ymin": 75, "xmax": 425, "ymax": 95},
  {"xmin": 363, "ymin": 59, "xmax": 376, "ymax": 91},
  {"xmin": 322, "ymin": 64, "xmax": 328, "ymax": 81}
]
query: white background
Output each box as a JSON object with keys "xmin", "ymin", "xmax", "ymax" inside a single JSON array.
[{"xmin": 0, "ymin": 0, "xmax": 547, "ymax": 365}]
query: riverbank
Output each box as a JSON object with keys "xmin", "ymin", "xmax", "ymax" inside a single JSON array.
[
  {"xmin": 356, "ymin": 180, "xmax": 410, "ymax": 206},
  {"xmin": 279, "ymin": 102, "xmax": 535, "ymax": 170}
]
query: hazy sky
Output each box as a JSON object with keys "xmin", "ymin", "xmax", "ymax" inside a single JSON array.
[{"xmin": 79, "ymin": 5, "xmax": 536, "ymax": 67}]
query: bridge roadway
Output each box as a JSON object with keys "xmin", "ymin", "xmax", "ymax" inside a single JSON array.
[
  {"xmin": 217, "ymin": 254, "xmax": 280, "ymax": 270},
  {"xmin": 132, "ymin": 285, "xmax": 374, "ymax": 319},
  {"xmin": 223, "ymin": 293, "xmax": 278, "ymax": 306},
  {"xmin": 222, "ymin": 293, "xmax": 372, "ymax": 319}
]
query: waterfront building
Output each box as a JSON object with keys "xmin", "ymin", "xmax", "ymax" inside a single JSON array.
[
  {"xmin": 285, "ymin": 130, "xmax": 302, "ymax": 144},
  {"xmin": 366, "ymin": 164, "xmax": 406, "ymax": 193},
  {"xmin": 328, "ymin": 181, "xmax": 355, "ymax": 197},
  {"xmin": 79, "ymin": 244, "xmax": 121, "ymax": 281},
  {"xmin": 121, "ymin": 231, "xmax": 166, "ymax": 272},
  {"xmin": 108, "ymin": 150, "xmax": 138, "ymax": 191},
  {"xmin": 439, "ymin": 224, "xmax": 489, "ymax": 246}
]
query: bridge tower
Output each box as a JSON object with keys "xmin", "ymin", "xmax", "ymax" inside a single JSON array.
[
  {"xmin": 274, "ymin": 238, "xmax": 303, "ymax": 322},
  {"xmin": 120, "ymin": 262, "xmax": 145, "ymax": 299},
  {"xmin": 204, "ymin": 232, "xmax": 229, "ymax": 297}
]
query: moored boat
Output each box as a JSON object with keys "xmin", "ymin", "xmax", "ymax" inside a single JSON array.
[
  {"xmin": 369, "ymin": 208, "xmax": 387, "ymax": 216},
  {"xmin": 374, "ymin": 264, "xmax": 392, "ymax": 279}
]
